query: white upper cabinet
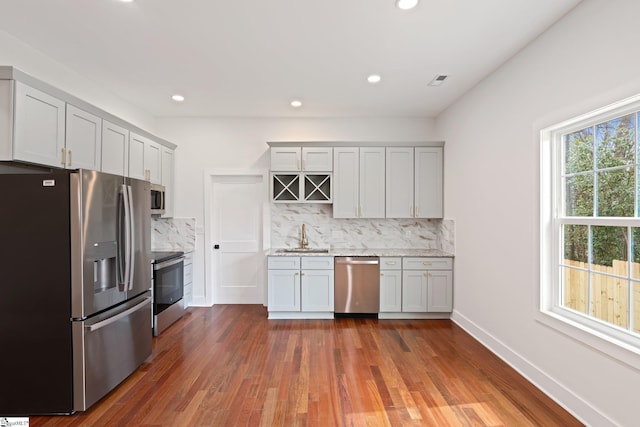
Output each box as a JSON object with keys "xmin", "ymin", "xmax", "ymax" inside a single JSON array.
[
  {"xmin": 333, "ymin": 148, "xmax": 359, "ymax": 218},
  {"xmin": 359, "ymin": 147, "xmax": 386, "ymax": 218},
  {"xmin": 302, "ymin": 147, "xmax": 333, "ymax": 171},
  {"xmin": 161, "ymin": 146, "xmax": 175, "ymax": 217},
  {"xmin": 129, "ymin": 132, "xmax": 162, "ymax": 183},
  {"xmin": 128, "ymin": 132, "xmax": 146, "ymax": 180},
  {"xmin": 333, "ymin": 147, "xmax": 385, "ymax": 218},
  {"xmin": 386, "ymin": 147, "xmax": 444, "ymax": 219},
  {"xmin": 65, "ymin": 104, "xmax": 102, "ymax": 170},
  {"xmin": 270, "ymin": 147, "xmax": 301, "ymax": 171},
  {"xmin": 144, "ymin": 139, "xmax": 162, "ymax": 184},
  {"xmin": 101, "ymin": 120, "xmax": 129, "ymax": 176},
  {"xmin": 385, "ymin": 147, "xmax": 414, "ymax": 218},
  {"xmin": 12, "ymin": 81, "xmax": 65, "ymax": 168},
  {"xmin": 415, "ymin": 147, "xmax": 443, "ymax": 218},
  {"xmin": 270, "ymin": 147, "xmax": 332, "ymax": 171}
]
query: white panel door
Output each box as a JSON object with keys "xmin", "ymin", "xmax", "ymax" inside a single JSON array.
[
  {"xmin": 332, "ymin": 147, "xmax": 359, "ymax": 218},
  {"xmin": 13, "ymin": 82, "xmax": 65, "ymax": 168},
  {"xmin": 270, "ymin": 147, "xmax": 301, "ymax": 171},
  {"xmin": 379, "ymin": 270, "xmax": 402, "ymax": 312},
  {"xmin": 212, "ymin": 175, "xmax": 264, "ymax": 304},
  {"xmin": 65, "ymin": 104, "xmax": 102, "ymax": 170},
  {"xmin": 101, "ymin": 120, "xmax": 129, "ymax": 176},
  {"xmin": 144, "ymin": 140, "xmax": 162, "ymax": 184},
  {"xmin": 386, "ymin": 147, "xmax": 414, "ymax": 218},
  {"xmin": 128, "ymin": 133, "xmax": 146, "ymax": 180},
  {"xmin": 161, "ymin": 147, "xmax": 174, "ymax": 217},
  {"xmin": 427, "ymin": 270, "xmax": 453, "ymax": 312},
  {"xmin": 415, "ymin": 147, "xmax": 443, "ymax": 218},
  {"xmin": 402, "ymin": 270, "xmax": 428, "ymax": 312},
  {"xmin": 359, "ymin": 147, "xmax": 385, "ymax": 218},
  {"xmin": 268, "ymin": 269, "xmax": 300, "ymax": 311},
  {"xmin": 300, "ymin": 270, "xmax": 334, "ymax": 312},
  {"xmin": 302, "ymin": 147, "xmax": 333, "ymax": 171}
]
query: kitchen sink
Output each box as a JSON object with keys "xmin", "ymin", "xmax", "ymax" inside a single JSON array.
[{"xmin": 276, "ymin": 248, "xmax": 330, "ymax": 253}]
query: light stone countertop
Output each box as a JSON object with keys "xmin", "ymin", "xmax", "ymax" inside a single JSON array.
[{"xmin": 267, "ymin": 248, "xmax": 453, "ymax": 257}]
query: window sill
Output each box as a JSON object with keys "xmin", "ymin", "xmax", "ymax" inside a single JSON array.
[{"xmin": 536, "ymin": 309, "xmax": 640, "ymax": 372}]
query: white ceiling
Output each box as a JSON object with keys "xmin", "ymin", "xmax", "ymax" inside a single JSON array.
[{"xmin": 0, "ymin": 0, "xmax": 581, "ymax": 118}]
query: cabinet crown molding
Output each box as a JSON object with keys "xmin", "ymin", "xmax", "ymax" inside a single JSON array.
[{"xmin": 267, "ymin": 141, "xmax": 444, "ymax": 148}]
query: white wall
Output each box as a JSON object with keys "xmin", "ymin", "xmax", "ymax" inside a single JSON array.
[
  {"xmin": 156, "ymin": 117, "xmax": 437, "ymax": 304},
  {"xmin": 437, "ymin": 1, "xmax": 640, "ymax": 426},
  {"xmin": 0, "ymin": 29, "xmax": 157, "ymax": 133}
]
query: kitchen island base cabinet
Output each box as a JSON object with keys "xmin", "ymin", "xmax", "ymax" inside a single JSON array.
[{"xmin": 267, "ymin": 256, "xmax": 334, "ymax": 319}]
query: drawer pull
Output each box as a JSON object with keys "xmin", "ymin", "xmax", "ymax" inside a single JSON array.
[
  {"xmin": 423, "ymin": 262, "xmax": 432, "ymax": 266},
  {"xmin": 385, "ymin": 261, "xmax": 397, "ymax": 265}
]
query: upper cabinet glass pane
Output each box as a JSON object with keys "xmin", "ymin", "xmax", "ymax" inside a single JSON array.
[
  {"xmin": 564, "ymin": 127, "xmax": 593, "ymax": 174},
  {"xmin": 596, "ymin": 114, "xmax": 635, "ymax": 170}
]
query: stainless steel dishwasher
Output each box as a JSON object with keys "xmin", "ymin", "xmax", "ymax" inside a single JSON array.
[{"xmin": 334, "ymin": 257, "xmax": 380, "ymax": 314}]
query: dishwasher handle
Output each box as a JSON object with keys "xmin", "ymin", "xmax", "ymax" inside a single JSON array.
[{"xmin": 335, "ymin": 258, "xmax": 379, "ymax": 265}]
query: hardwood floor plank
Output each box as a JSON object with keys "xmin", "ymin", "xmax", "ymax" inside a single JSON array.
[{"xmin": 29, "ymin": 305, "xmax": 582, "ymax": 426}]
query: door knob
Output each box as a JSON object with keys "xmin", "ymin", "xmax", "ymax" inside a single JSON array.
[{"xmin": 214, "ymin": 244, "xmax": 220, "ymax": 249}]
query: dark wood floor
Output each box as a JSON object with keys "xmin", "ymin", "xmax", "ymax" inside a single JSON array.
[{"xmin": 31, "ymin": 305, "xmax": 582, "ymax": 426}]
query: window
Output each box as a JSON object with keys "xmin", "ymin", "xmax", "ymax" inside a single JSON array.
[{"xmin": 542, "ymin": 95, "xmax": 640, "ymax": 353}]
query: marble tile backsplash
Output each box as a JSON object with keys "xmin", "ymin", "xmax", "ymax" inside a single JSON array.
[
  {"xmin": 151, "ymin": 217, "xmax": 196, "ymax": 252},
  {"xmin": 271, "ymin": 204, "xmax": 454, "ymax": 253}
]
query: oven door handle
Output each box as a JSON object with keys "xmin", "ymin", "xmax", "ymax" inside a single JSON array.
[
  {"xmin": 154, "ymin": 257, "xmax": 184, "ymax": 270},
  {"xmin": 85, "ymin": 297, "xmax": 151, "ymax": 332}
]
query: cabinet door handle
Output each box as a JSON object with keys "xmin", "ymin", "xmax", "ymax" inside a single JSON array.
[
  {"xmin": 380, "ymin": 272, "xmax": 385, "ymax": 276},
  {"xmin": 410, "ymin": 206, "xmax": 414, "ymax": 217},
  {"xmin": 302, "ymin": 159, "xmax": 306, "ymax": 170},
  {"xmin": 61, "ymin": 148, "xmax": 66, "ymax": 166},
  {"xmin": 300, "ymin": 272, "xmax": 305, "ymax": 276},
  {"xmin": 68, "ymin": 149, "xmax": 73, "ymax": 167},
  {"xmin": 386, "ymin": 261, "xmax": 396, "ymax": 265},
  {"xmin": 295, "ymin": 272, "xmax": 299, "ymax": 276},
  {"xmin": 145, "ymin": 169, "xmax": 150, "ymax": 181},
  {"xmin": 297, "ymin": 159, "xmax": 301, "ymax": 171},
  {"xmin": 415, "ymin": 207, "xmax": 419, "ymax": 217}
]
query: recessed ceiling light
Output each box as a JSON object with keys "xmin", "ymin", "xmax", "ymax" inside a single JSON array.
[
  {"xmin": 291, "ymin": 100, "xmax": 302, "ymax": 108},
  {"xmin": 171, "ymin": 94, "xmax": 185, "ymax": 102},
  {"xmin": 396, "ymin": 0, "xmax": 419, "ymax": 10},
  {"xmin": 367, "ymin": 74, "xmax": 381, "ymax": 84},
  {"xmin": 119, "ymin": 0, "xmax": 134, "ymax": 3}
]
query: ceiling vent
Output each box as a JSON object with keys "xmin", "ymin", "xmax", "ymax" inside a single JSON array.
[{"xmin": 429, "ymin": 74, "xmax": 448, "ymax": 86}]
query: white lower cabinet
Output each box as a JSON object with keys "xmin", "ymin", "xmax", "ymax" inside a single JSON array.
[
  {"xmin": 380, "ymin": 256, "xmax": 453, "ymax": 318},
  {"xmin": 426, "ymin": 270, "xmax": 453, "ymax": 312},
  {"xmin": 268, "ymin": 256, "xmax": 334, "ymax": 318},
  {"xmin": 379, "ymin": 257, "xmax": 402, "ymax": 312}
]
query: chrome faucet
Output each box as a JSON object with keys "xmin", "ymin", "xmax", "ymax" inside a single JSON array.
[{"xmin": 300, "ymin": 224, "xmax": 309, "ymax": 249}]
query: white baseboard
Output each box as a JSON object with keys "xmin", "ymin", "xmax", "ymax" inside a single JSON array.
[{"xmin": 451, "ymin": 310, "xmax": 615, "ymax": 427}]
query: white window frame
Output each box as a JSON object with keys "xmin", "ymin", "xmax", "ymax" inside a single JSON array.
[{"xmin": 540, "ymin": 94, "xmax": 640, "ymax": 369}]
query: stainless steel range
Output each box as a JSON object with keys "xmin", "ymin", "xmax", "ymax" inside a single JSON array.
[{"xmin": 151, "ymin": 251, "xmax": 185, "ymax": 336}]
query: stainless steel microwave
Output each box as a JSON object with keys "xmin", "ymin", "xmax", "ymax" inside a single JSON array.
[{"xmin": 150, "ymin": 183, "xmax": 165, "ymax": 215}]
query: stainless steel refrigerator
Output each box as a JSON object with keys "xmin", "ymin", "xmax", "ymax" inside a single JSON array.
[{"xmin": 0, "ymin": 167, "xmax": 152, "ymax": 415}]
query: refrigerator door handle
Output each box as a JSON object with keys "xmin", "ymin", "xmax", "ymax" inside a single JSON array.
[
  {"xmin": 84, "ymin": 297, "xmax": 151, "ymax": 332},
  {"xmin": 127, "ymin": 185, "xmax": 136, "ymax": 291},
  {"xmin": 122, "ymin": 184, "xmax": 132, "ymax": 291},
  {"xmin": 117, "ymin": 184, "xmax": 126, "ymax": 287}
]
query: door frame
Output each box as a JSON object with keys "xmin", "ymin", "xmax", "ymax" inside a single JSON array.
[{"xmin": 204, "ymin": 168, "xmax": 270, "ymax": 306}]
